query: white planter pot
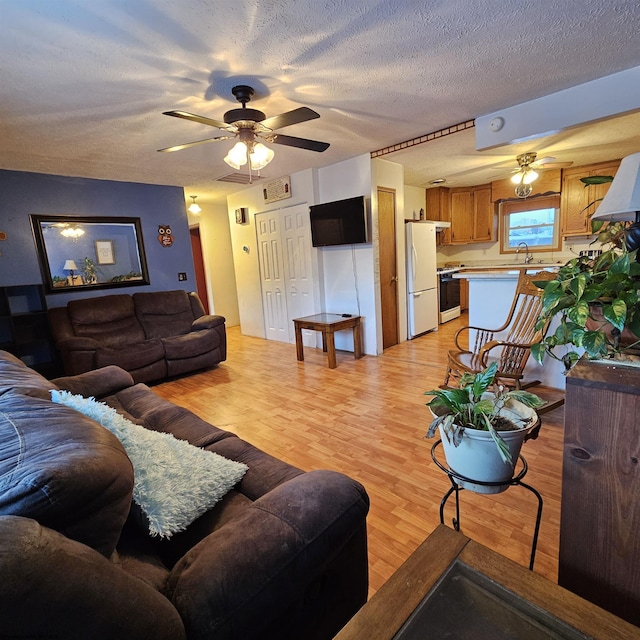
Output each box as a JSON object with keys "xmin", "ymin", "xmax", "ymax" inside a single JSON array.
[{"xmin": 435, "ymin": 396, "xmax": 539, "ymax": 494}]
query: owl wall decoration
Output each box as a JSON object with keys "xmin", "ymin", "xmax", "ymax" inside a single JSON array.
[{"xmin": 158, "ymin": 225, "xmax": 173, "ymax": 247}]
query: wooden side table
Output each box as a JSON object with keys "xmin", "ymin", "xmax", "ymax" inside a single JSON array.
[
  {"xmin": 292, "ymin": 313, "xmax": 363, "ymax": 369},
  {"xmin": 335, "ymin": 525, "xmax": 639, "ymax": 640}
]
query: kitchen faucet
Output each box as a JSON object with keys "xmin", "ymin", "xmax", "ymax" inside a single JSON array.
[{"xmin": 516, "ymin": 241, "xmax": 533, "ymax": 264}]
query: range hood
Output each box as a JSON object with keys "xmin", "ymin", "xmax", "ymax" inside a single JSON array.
[
  {"xmin": 424, "ymin": 220, "xmax": 451, "ymax": 229},
  {"xmin": 405, "ymin": 219, "xmax": 451, "ymax": 229}
]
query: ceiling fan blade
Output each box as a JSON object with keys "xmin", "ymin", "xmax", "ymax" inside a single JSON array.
[
  {"xmin": 157, "ymin": 135, "xmax": 233, "ymax": 153},
  {"xmin": 271, "ymin": 133, "xmax": 329, "ymax": 152},
  {"xmin": 537, "ymin": 161, "xmax": 574, "ymax": 169},
  {"xmin": 163, "ymin": 110, "xmax": 233, "ymax": 130},
  {"xmin": 262, "ymin": 107, "xmax": 320, "ymax": 131}
]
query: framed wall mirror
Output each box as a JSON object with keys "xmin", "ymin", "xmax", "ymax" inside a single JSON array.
[{"xmin": 31, "ymin": 215, "xmax": 150, "ymax": 294}]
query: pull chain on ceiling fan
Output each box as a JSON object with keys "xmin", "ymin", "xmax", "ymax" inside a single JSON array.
[{"xmin": 158, "ymin": 85, "xmax": 330, "ymax": 181}]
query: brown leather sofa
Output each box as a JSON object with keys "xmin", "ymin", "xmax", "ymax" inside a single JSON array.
[
  {"xmin": 48, "ymin": 290, "xmax": 226, "ymax": 383},
  {"xmin": 0, "ymin": 350, "xmax": 370, "ymax": 639}
]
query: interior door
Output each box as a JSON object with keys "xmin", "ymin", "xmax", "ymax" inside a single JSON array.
[
  {"xmin": 378, "ymin": 188, "xmax": 398, "ymax": 349},
  {"xmin": 256, "ymin": 212, "xmax": 289, "ymax": 342},
  {"xmin": 256, "ymin": 206, "xmax": 316, "ymax": 344},
  {"xmin": 280, "ymin": 206, "xmax": 315, "ymax": 326},
  {"xmin": 189, "ymin": 225, "xmax": 209, "ymax": 313}
]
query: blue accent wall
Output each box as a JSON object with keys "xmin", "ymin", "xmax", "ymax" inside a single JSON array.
[{"xmin": 0, "ymin": 170, "xmax": 195, "ymax": 308}]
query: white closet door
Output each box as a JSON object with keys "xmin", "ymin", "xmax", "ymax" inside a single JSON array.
[
  {"xmin": 281, "ymin": 206, "xmax": 315, "ymax": 326},
  {"xmin": 256, "ymin": 212, "xmax": 289, "ymax": 342},
  {"xmin": 256, "ymin": 205, "xmax": 316, "ymax": 344}
]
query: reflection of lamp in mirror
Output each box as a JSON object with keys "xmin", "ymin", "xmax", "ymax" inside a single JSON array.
[
  {"xmin": 591, "ymin": 151, "xmax": 640, "ymax": 258},
  {"xmin": 63, "ymin": 259, "xmax": 80, "ymax": 285},
  {"xmin": 63, "ymin": 259, "xmax": 78, "ymax": 277}
]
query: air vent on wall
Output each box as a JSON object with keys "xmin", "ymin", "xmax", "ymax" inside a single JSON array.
[{"xmin": 216, "ymin": 172, "xmax": 265, "ymax": 184}]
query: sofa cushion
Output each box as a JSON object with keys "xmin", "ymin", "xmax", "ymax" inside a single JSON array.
[
  {"xmin": 94, "ymin": 339, "xmax": 165, "ymax": 370},
  {"xmin": 134, "ymin": 290, "xmax": 195, "ymax": 339},
  {"xmin": 0, "ymin": 350, "xmax": 58, "ymax": 399},
  {"xmin": 0, "ymin": 516, "xmax": 186, "ymax": 640},
  {"xmin": 161, "ymin": 330, "xmax": 217, "ymax": 360},
  {"xmin": 51, "ymin": 391, "xmax": 249, "ymax": 539},
  {"xmin": 68, "ymin": 294, "xmax": 147, "ymax": 347},
  {"xmin": 0, "ymin": 391, "xmax": 133, "ymax": 557}
]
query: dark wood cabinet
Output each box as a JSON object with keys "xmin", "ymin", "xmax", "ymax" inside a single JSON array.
[
  {"xmin": 0, "ymin": 285, "xmax": 59, "ymax": 376},
  {"xmin": 559, "ymin": 359, "xmax": 640, "ymax": 626}
]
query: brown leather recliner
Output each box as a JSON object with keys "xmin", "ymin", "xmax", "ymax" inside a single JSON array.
[
  {"xmin": 48, "ymin": 290, "xmax": 226, "ymax": 383},
  {"xmin": 0, "ymin": 351, "xmax": 370, "ymax": 640}
]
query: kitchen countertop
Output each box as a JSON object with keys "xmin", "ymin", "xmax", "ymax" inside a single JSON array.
[{"xmin": 454, "ymin": 267, "xmax": 559, "ymax": 280}]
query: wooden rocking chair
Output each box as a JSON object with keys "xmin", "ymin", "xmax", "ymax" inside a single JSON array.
[{"xmin": 444, "ymin": 270, "xmax": 558, "ymax": 391}]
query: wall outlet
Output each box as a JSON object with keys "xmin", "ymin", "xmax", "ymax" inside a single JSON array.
[{"xmin": 178, "ymin": 272, "xmax": 187, "ymax": 281}]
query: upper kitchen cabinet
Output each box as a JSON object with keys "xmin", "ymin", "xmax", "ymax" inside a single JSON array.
[
  {"xmin": 448, "ymin": 185, "xmax": 494, "ymax": 245},
  {"xmin": 425, "ymin": 186, "xmax": 451, "ymax": 244},
  {"xmin": 561, "ymin": 160, "xmax": 620, "ymax": 237}
]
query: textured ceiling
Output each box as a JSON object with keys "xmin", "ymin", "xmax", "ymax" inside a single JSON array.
[{"xmin": 1, "ymin": 0, "xmax": 640, "ymax": 205}]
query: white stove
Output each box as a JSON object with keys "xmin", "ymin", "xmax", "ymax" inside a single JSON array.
[{"xmin": 437, "ymin": 268, "xmax": 461, "ymax": 323}]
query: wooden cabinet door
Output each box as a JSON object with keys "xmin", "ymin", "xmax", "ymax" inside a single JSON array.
[
  {"xmin": 472, "ymin": 186, "xmax": 493, "ymax": 242},
  {"xmin": 561, "ymin": 161, "xmax": 620, "ymax": 237},
  {"xmin": 560, "ymin": 360, "xmax": 640, "ymax": 626},
  {"xmin": 590, "ymin": 162, "xmax": 619, "ymax": 217},
  {"xmin": 459, "ymin": 277, "xmax": 469, "ymax": 311},
  {"xmin": 560, "ymin": 168, "xmax": 590, "ymax": 236},
  {"xmin": 426, "ymin": 187, "xmax": 451, "ymax": 245},
  {"xmin": 450, "ymin": 190, "xmax": 473, "ymax": 244}
]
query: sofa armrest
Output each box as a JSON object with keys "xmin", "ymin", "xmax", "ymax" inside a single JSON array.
[
  {"xmin": 191, "ymin": 314, "xmax": 225, "ymax": 331},
  {"xmin": 52, "ymin": 365, "xmax": 135, "ymax": 398},
  {"xmin": 0, "ymin": 516, "xmax": 185, "ymax": 640},
  {"xmin": 167, "ymin": 470, "xmax": 369, "ymax": 640}
]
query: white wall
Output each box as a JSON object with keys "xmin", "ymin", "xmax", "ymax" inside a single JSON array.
[
  {"xmin": 404, "ymin": 184, "xmax": 426, "ymax": 221},
  {"xmin": 227, "ymin": 169, "xmax": 318, "ymax": 338},
  {"xmin": 316, "ymin": 155, "xmax": 377, "ymax": 354},
  {"xmin": 188, "ymin": 202, "xmax": 240, "ymax": 326}
]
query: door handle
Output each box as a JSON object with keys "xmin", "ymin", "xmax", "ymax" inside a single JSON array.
[{"xmin": 390, "ymin": 276, "xmax": 398, "ymax": 284}]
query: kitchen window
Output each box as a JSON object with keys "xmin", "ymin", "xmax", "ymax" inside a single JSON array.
[{"xmin": 500, "ymin": 195, "xmax": 561, "ymax": 254}]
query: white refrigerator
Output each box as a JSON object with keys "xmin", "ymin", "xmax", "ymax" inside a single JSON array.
[{"xmin": 406, "ymin": 221, "xmax": 439, "ymax": 338}]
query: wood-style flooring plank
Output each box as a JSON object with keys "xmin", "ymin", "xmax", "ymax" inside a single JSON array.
[{"xmin": 152, "ymin": 313, "xmax": 565, "ymax": 597}]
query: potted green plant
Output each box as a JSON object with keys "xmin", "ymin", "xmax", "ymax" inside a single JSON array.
[
  {"xmin": 425, "ymin": 362, "xmax": 544, "ymax": 494},
  {"xmin": 531, "ymin": 222, "xmax": 640, "ymax": 371}
]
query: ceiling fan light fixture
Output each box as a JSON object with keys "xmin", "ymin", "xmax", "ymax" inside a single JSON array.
[
  {"xmin": 250, "ymin": 143, "xmax": 274, "ymax": 170},
  {"xmin": 510, "ymin": 168, "xmax": 538, "ymax": 185},
  {"xmin": 60, "ymin": 225, "xmax": 85, "ymax": 239},
  {"xmin": 224, "ymin": 141, "xmax": 249, "ymax": 170},
  {"xmin": 188, "ymin": 195, "xmax": 201, "ymax": 214}
]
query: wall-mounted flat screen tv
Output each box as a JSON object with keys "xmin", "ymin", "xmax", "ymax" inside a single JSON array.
[{"xmin": 309, "ymin": 195, "xmax": 368, "ymax": 247}]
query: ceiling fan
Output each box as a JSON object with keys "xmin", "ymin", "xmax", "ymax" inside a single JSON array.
[
  {"xmin": 510, "ymin": 152, "xmax": 573, "ymax": 198},
  {"xmin": 158, "ymin": 85, "xmax": 330, "ymax": 173}
]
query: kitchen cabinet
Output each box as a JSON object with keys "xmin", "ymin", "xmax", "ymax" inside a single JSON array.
[
  {"xmin": 0, "ymin": 284, "xmax": 59, "ymax": 376},
  {"xmin": 459, "ymin": 277, "xmax": 468, "ymax": 311},
  {"xmin": 472, "ymin": 186, "xmax": 493, "ymax": 242},
  {"xmin": 559, "ymin": 359, "xmax": 640, "ymax": 626},
  {"xmin": 561, "ymin": 161, "xmax": 620, "ymax": 236},
  {"xmin": 449, "ymin": 185, "xmax": 494, "ymax": 244},
  {"xmin": 425, "ymin": 186, "xmax": 450, "ymax": 245}
]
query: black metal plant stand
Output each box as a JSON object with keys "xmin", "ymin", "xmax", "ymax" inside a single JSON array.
[{"xmin": 430, "ymin": 439, "xmax": 544, "ymax": 570}]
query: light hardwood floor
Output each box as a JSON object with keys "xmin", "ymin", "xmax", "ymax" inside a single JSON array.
[{"xmin": 152, "ymin": 314, "xmax": 566, "ymax": 598}]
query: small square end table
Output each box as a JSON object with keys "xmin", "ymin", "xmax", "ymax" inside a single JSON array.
[{"xmin": 293, "ymin": 313, "xmax": 363, "ymax": 369}]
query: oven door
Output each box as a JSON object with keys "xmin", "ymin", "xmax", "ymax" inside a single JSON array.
[{"xmin": 439, "ymin": 274, "xmax": 461, "ymax": 323}]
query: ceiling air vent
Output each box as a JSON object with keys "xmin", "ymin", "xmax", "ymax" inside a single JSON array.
[{"xmin": 216, "ymin": 172, "xmax": 265, "ymax": 185}]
